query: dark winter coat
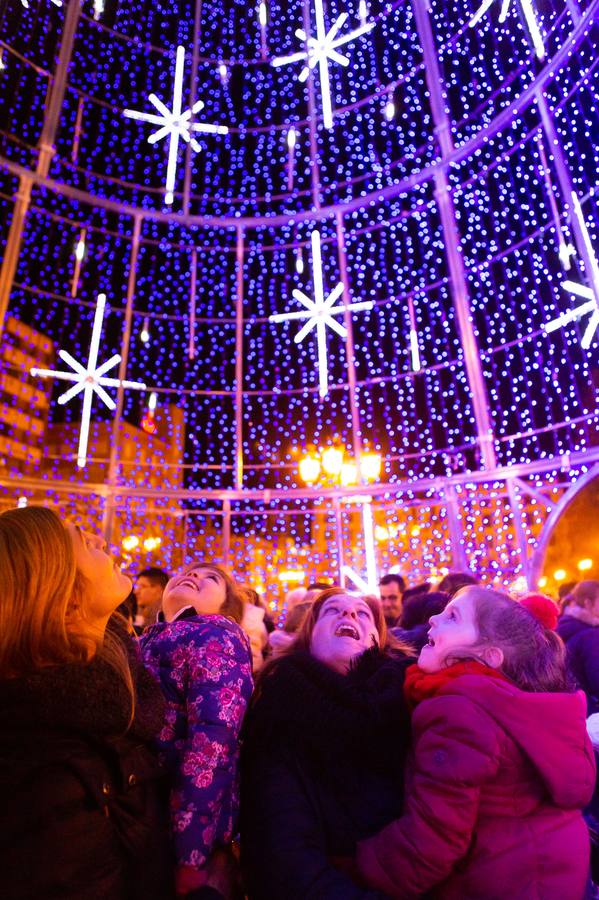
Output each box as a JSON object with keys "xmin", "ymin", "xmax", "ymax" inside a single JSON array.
[
  {"xmin": 240, "ymin": 648, "xmax": 412, "ymax": 900},
  {"xmin": 0, "ymin": 632, "xmax": 174, "ymax": 900},
  {"xmin": 557, "ymin": 612, "xmax": 599, "ymax": 713},
  {"xmin": 357, "ymin": 672, "xmax": 595, "ymax": 899}
]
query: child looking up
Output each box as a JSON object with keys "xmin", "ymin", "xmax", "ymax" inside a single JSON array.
[
  {"xmin": 140, "ymin": 562, "xmax": 253, "ymax": 897},
  {"xmin": 357, "ymin": 586, "xmax": 595, "ymax": 900}
]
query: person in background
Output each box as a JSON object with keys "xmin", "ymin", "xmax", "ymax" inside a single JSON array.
[
  {"xmin": 117, "ymin": 587, "xmax": 138, "ymax": 629},
  {"xmin": 241, "ymin": 587, "xmax": 269, "ymax": 673},
  {"xmin": 436, "ymin": 570, "xmax": 479, "ymax": 597},
  {"xmin": 241, "ymin": 587, "xmax": 414, "ymax": 899},
  {"xmin": 267, "ymin": 586, "xmax": 309, "ymax": 658},
  {"xmin": 140, "ymin": 561, "xmax": 253, "ymax": 898},
  {"xmin": 559, "ymin": 580, "xmax": 579, "ymax": 613},
  {"xmin": 399, "ymin": 582, "xmax": 431, "ymax": 616},
  {"xmin": 557, "ymin": 581, "xmax": 599, "ymax": 714},
  {"xmin": 391, "ymin": 591, "xmax": 450, "ymax": 652},
  {"xmin": 135, "ymin": 566, "xmax": 170, "ymax": 628},
  {"xmin": 356, "ymin": 586, "xmax": 594, "ymax": 899},
  {"xmin": 379, "ymin": 573, "xmax": 406, "ymax": 627},
  {"xmin": 0, "ymin": 507, "xmax": 173, "ymax": 900}
]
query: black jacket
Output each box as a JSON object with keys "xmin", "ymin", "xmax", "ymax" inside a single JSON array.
[
  {"xmin": 240, "ymin": 648, "xmax": 412, "ymax": 900},
  {"xmin": 557, "ymin": 613, "xmax": 599, "ymax": 714},
  {"xmin": 0, "ymin": 632, "xmax": 174, "ymax": 900}
]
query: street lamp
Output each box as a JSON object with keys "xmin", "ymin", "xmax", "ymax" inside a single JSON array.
[
  {"xmin": 297, "ymin": 444, "xmax": 383, "ymax": 592},
  {"xmin": 298, "ymin": 446, "xmax": 382, "ymax": 487}
]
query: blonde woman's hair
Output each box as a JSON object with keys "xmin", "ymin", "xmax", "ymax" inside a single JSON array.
[{"xmin": 0, "ymin": 507, "xmax": 134, "ymax": 722}]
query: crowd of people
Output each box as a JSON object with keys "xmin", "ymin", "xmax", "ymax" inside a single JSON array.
[{"xmin": 0, "ymin": 505, "xmax": 598, "ymax": 899}]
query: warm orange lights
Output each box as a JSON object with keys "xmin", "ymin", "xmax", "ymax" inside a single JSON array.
[
  {"xmin": 298, "ymin": 454, "xmax": 321, "ymax": 484},
  {"xmin": 299, "ymin": 445, "xmax": 383, "ymax": 487}
]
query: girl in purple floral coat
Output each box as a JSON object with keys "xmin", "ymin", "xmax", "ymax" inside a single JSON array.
[{"xmin": 140, "ymin": 562, "xmax": 253, "ymax": 897}]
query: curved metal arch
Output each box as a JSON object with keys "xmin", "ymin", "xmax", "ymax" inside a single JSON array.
[
  {"xmin": 528, "ymin": 463, "xmax": 599, "ymax": 587},
  {"xmin": 0, "ymin": 1, "xmax": 595, "ymax": 231}
]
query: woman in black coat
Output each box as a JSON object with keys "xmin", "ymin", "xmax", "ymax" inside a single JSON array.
[
  {"xmin": 0, "ymin": 506, "xmax": 173, "ymax": 900},
  {"xmin": 240, "ymin": 588, "xmax": 414, "ymax": 899}
]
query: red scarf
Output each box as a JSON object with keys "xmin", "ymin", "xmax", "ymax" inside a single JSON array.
[{"xmin": 404, "ymin": 661, "xmax": 509, "ymax": 710}]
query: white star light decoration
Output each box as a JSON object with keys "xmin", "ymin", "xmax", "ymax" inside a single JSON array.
[
  {"xmin": 270, "ymin": 230, "xmax": 373, "ymax": 398},
  {"xmin": 31, "ymin": 293, "xmax": 146, "ymax": 468},
  {"xmin": 544, "ymin": 193, "xmax": 599, "ymax": 350},
  {"xmin": 124, "ymin": 45, "xmax": 229, "ymax": 205},
  {"xmin": 272, "ymin": 0, "xmax": 374, "ymax": 129},
  {"xmin": 469, "ymin": 0, "xmax": 545, "ymax": 60}
]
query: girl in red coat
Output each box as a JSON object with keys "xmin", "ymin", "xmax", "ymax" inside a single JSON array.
[{"xmin": 356, "ymin": 586, "xmax": 595, "ymax": 900}]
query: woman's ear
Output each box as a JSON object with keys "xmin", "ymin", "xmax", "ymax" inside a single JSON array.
[{"xmin": 481, "ymin": 645, "xmax": 504, "ymax": 669}]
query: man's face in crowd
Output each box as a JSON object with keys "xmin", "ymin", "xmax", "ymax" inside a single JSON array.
[
  {"xmin": 380, "ymin": 580, "xmax": 402, "ymax": 622},
  {"xmin": 134, "ymin": 576, "xmax": 164, "ymax": 625}
]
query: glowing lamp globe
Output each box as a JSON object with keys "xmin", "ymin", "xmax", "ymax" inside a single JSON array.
[
  {"xmin": 122, "ymin": 535, "xmax": 140, "ymax": 552},
  {"xmin": 299, "ymin": 455, "xmax": 321, "ymax": 484},
  {"xmin": 321, "ymin": 446, "xmax": 344, "ymax": 477},
  {"xmin": 360, "ymin": 453, "xmax": 382, "ymax": 482},
  {"xmin": 340, "ymin": 462, "xmax": 358, "ymax": 486}
]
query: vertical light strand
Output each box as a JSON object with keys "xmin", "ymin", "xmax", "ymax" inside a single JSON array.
[
  {"xmin": 103, "ymin": 214, "xmax": 142, "ymax": 543},
  {"xmin": 71, "ymin": 95, "xmax": 84, "ymax": 163},
  {"xmin": 506, "ymin": 478, "xmax": 532, "ymax": 583},
  {"xmin": 183, "ymin": 0, "xmax": 203, "ymax": 215},
  {"xmin": 189, "ymin": 247, "xmax": 197, "ymax": 359},
  {"xmin": 235, "ymin": 226, "xmax": 244, "ymax": 490},
  {"xmin": 407, "ymin": 293, "xmax": 421, "ymax": 371},
  {"xmin": 71, "ymin": 226, "xmax": 87, "ymax": 298},
  {"xmin": 302, "ymin": 0, "xmax": 322, "ymax": 211}
]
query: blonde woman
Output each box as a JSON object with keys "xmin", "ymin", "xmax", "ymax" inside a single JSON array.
[{"xmin": 0, "ymin": 506, "xmax": 173, "ymax": 900}]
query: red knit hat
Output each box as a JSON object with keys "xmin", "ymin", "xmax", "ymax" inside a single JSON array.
[{"xmin": 519, "ymin": 593, "xmax": 559, "ymax": 631}]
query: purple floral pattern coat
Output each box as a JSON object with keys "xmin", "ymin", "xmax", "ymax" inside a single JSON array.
[{"xmin": 140, "ymin": 614, "xmax": 253, "ymax": 869}]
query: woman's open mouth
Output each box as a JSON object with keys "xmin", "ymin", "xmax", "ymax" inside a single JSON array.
[
  {"xmin": 175, "ymin": 578, "xmax": 199, "ymax": 592},
  {"xmin": 334, "ymin": 623, "xmax": 360, "ymax": 640}
]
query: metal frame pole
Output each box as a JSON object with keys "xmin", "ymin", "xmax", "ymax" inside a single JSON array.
[
  {"xmin": 335, "ymin": 210, "xmax": 379, "ymax": 588},
  {"xmin": 0, "ymin": 0, "xmax": 83, "ymax": 338},
  {"xmin": 183, "ymin": 0, "xmax": 203, "ymax": 214},
  {"xmin": 411, "ymin": 0, "xmax": 497, "ymax": 471},
  {"xmin": 443, "ymin": 482, "xmax": 469, "ymax": 570},
  {"xmin": 334, "ymin": 497, "xmax": 345, "ymax": 586},
  {"xmin": 102, "ymin": 214, "xmax": 142, "ymax": 543},
  {"xmin": 506, "ymin": 477, "xmax": 532, "ymax": 586},
  {"xmin": 536, "ymin": 90, "xmax": 599, "ymax": 303},
  {"xmin": 302, "ymin": 0, "xmax": 322, "ymax": 210},
  {"xmin": 222, "ymin": 498, "xmax": 231, "ymax": 567},
  {"xmin": 235, "ymin": 226, "xmax": 244, "ymax": 489}
]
